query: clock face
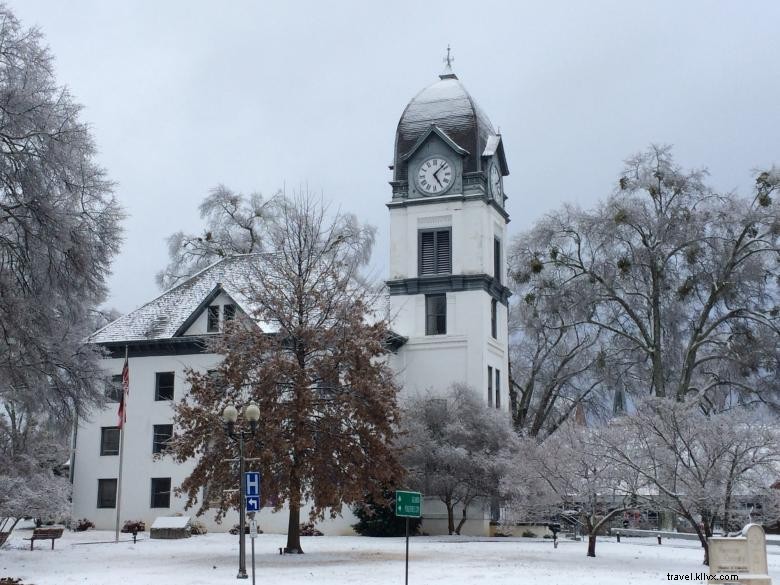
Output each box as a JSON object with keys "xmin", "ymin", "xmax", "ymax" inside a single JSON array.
[
  {"xmin": 490, "ymin": 163, "xmax": 502, "ymax": 200},
  {"xmin": 416, "ymin": 156, "xmax": 453, "ymax": 195}
]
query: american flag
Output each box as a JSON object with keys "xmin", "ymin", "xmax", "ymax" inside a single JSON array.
[{"xmin": 117, "ymin": 355, "xmax": 129, "ymax": 429}]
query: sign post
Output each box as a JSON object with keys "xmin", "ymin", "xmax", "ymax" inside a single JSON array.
[
  {"xmin": 395, "ymin": 490, "xmax": 422, "ymax": 585},
  {"xmin": 249, "ymin": 518, "xmax": 258, "ymax": 585},
  {"xmin": 244, "ymin": 471, "xmax": 260, "ymax": 583}
]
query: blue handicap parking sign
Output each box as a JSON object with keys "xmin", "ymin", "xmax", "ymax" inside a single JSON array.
[{"xmin": 246, "ymin": 495, "xmax": 260, "ymax": 512}]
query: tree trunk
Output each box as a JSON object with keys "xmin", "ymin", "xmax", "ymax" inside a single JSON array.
[
  {"xmin": 285, "ymin": 502, "xmax": 303, "ymax": 553},
  {"xmin": 583, "ymin": 513, "xmax": 597, "ymax": 557},
  {"xmin": 445, "ymin": 497, "xmax": 455, "ymax": 535},
  {"xmin": 650, "ymin": 262, "xmax": 666, "ymax": 398},
  {"xmin": 683, "ymin": 512, "xmax": 709, "ymax": 565},
  {"xmin": 455, "ymin": 501, "xmax": 469, "ymax": 535},
  {"xmin": 285, "ymin": 473, "xmax": 303, "ymax": 553},
  {"xmin": 587, "ymin": 534, "xmax": 597, "ymax": 557}
]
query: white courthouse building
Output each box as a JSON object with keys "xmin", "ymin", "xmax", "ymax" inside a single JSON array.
[{"xmin": 72, "ymin": 66, "xmax": 512, "ymax": 535}]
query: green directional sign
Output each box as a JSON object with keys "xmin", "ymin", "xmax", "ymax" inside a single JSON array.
[{"xmin": 395, "ymin": 490, "xmax": 422, "ymax": 518}]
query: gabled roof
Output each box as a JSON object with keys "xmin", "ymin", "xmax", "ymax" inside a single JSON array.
[
  {"xmin": 399, "ymin": 124, "xmax": 469, "ymax": 162},
  {"xmin": 90, "ymin": 254, "xmax": 407, "ymax": 353},
  {"xmin": 482, "ymin": 134, "xmax": 509, "ymax": 175},
  {"xmin": 89, "ymin": 255, "xmax": 262, "ymax": 344}
]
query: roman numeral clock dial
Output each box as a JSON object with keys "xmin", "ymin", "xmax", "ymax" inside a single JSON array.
[{"xmin": 416, "ymin": 156, "xmax": 453, "ymax": 195}]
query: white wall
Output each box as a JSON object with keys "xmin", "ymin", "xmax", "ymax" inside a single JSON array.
[
  {"xmin": 387, "ymin": 193, "xmax": 510, "ymax": 412},
  {"xmin": 72, "ymin": 352, "xmax": 358, "ymax": 535},
  {"xmin": 389, "ymin": 198, "xmax": 507, "ymax": 281}
]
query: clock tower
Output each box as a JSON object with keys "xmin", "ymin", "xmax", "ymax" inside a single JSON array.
[{"xmin": 387, "ymin": 60, "xmax": 511, "ymax": 411}]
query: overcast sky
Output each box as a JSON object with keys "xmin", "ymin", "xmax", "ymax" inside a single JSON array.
[{"xmin": 9, "ymin": 0, "xmax": 780, "ymax": 313}]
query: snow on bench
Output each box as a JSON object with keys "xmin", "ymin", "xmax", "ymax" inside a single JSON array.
[{"xmin": 150, "ymin": 516, "xmax": 191, "ymax": 539}]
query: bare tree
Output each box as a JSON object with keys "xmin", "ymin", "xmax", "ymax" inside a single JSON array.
[
  {"xmin": 157, "ymin": 185, "xmax": 276, "ymax": 289},
  {"xmin": 510, "ymin": 146, "xmax": 780, "ymax": 408},
  {"xmin": 0, "ymin": 5, "xmax": 122, "ymax": 530},
  {"xmin": 400, "ymin": 384, "xmax": 518, "ymax": 535},
  {"xmin": 0, "ymin": 403, "xmax": 71, "ymax": 535},
  {"xmin": 599, "ymin": 399, "xmax": 780, "ymax": 565},
  {"xmin": 509, "ymin": 294, "xmax": 613, "ymax": 439},
  {"xmin": 170, "ymin": 194, "xmax": 401, "ymax": 553},
  {"xmin": 505, "ymin": 421, "xmax": 641, "ymax": 557}
]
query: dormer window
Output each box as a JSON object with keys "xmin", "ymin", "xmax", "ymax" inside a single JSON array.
[
  {"xmin": 223, "ymin": 304, "xmax": 236, "ymax": 322},
  {"xmin": 207, "ymin": 306, "xmax": 220, "ymax": 332}
]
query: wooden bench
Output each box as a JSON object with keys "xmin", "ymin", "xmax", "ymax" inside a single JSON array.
[{"xmin": 23, "ymin": 527, "xmax": 64, "ymax": 550}]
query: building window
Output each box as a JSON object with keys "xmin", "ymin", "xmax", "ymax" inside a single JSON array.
[
  {"xmin": 494, "ymin": 237, "xmax": 502, "ymax": 283},
  {"xmin": 155, "ymin": 372, "xmax": 175, "ymax": 401},
  {"xmin": 153, "ymin": 424, "xmax": 174, "ymax": 454},
  {"xmin": 488, "ymin": 366, "xmax": 493, "ymax": 407},
  {"xmin": 97, "ymin": 478, "xmax": 117, "ymax": 509},
  {"xmin": 207, "ymin": 305, "xmax": 220, "ymax": 332},
  {"xmin": 223, "ymin": 304, "xmax": 236, "ymax": 322},
  {"xmin": 419, "ymin": 229, "xmax": 451, "ymax": 275},
  {"xmin": 496, "ymin": 369, "xmax": 501, "ymax": 410},
  {"xmin": 425, "ymin": 294, "xmax": 447, "ymax": 335},
  {"xmin": 491, "ymin": 299, "xmax": 498, "ymax": 339},
  {"xmin": 100, "ymin": 427, "xmax": 120, "ymax": 456},
  {"xmin": 105, "ymin": 374, "xmax": 123, "ymax": 402},
  {"xmin": 151, "ymin": 477, "xmax": 172, "ymax": 508}
]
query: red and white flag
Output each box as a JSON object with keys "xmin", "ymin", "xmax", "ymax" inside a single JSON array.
[{"xmin": 117, "ymin": 355, "xmax": 129, "ymax": 429}]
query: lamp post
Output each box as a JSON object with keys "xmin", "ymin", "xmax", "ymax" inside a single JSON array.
[{"xmin": 222, "ymin": 402, "xmax": 260, "ymax": 580}]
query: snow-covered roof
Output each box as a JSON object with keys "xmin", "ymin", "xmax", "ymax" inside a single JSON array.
[
  {"xmin": 89, "ymin": 255, "xmax": 262, "ymax": 344},
  {"xmin": 482, "ymin": 135, "xmax": 501, "ymax": 157},
  {"xmin": 394, "ymin": 74, "xmax": 496, "ymax": 179}
]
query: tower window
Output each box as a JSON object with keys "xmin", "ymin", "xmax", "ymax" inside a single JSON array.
[
  {"xmin": 207, "ymin": 305, "xmax": 220, "ymax": 332},
  {"xmin": 425, "ymin": 294, "xmax": 447, "ymax": 335},
  {"xmin": 494, "ymin": 237, "xmax": 502, "ymax": 284},
  {"xmin": 419, "ymin": 229, "xmax": 451, "ymax": 275},
  {"xmin": 488, "ymin": 365, "xmax": 493, "ymax": 407},
  {"xmin": 495, "ymin": 369, "xmax": 501, "ymax": 410},
  {"xmin": 491, "ymin": 299, "xmax": 498, "ymax": 339}
]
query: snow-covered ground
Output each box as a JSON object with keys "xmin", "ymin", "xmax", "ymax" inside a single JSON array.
[{"xmin": 3, "ymin": 529, "xmax": 780, "ymax": 585}]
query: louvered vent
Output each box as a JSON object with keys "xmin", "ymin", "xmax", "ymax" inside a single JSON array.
[
  {"xmin": 419, "ymin": 228, "xmax": 451, "ymax": 276},
  {"xmin": 436, "ymin": 230, "xmax": 451, "ymax": 273},
  {"xmin": 419, "ymin": 231, "xmax": 435, "ymax": 275}
]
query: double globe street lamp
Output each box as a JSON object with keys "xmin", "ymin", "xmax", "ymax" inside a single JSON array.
[{"xmin": 222, "ymin": 402, "xmax": 260, "ymax": 580}]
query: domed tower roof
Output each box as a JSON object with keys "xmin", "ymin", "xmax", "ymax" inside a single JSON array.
[{"xmin": 394, "ymin": 72, "xmax": 497, "ymax": 180}]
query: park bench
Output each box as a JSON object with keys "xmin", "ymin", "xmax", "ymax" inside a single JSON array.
[{"xmin": 23, "ymin": 526, "xmax": 64, "ymax": 550}]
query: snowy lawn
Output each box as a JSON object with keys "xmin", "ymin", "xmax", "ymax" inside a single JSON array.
[{"xmin": 3, "ymin": 529, "xmax": 780, "ymax": 584}]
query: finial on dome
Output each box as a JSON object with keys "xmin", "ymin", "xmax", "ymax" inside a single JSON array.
[{"xmin": 440, "ymin": 44, "xmax": 457, "ymax": 79}]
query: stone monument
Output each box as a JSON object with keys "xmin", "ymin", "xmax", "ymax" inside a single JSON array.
[{"xmin": 708, "ymin": 523, "xmax": 771, "ymax": 584}]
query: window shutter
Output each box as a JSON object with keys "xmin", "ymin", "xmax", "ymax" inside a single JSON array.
[
  {"xmin": 436, "ymin": 230, "xmax": 451, "ymax": 273},
  {"xmin": 419, "ymin": 231, "xmax": 435, "ymax": 275}
]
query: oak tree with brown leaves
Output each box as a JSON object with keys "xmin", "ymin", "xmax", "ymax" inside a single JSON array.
[{"xmin": 169, "ymin": 195, "xmax": 404, "ymax": 553}]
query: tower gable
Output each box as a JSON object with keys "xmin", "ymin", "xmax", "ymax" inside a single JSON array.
[{"xmin": 404, "ymin": 130, "xmax": 467, "ymax": 200}]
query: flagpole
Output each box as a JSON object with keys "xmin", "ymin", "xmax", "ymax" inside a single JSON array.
[
  {"xmin": 115, "ymin": 346, "xmax": 128, "ymax": 543},
  {"xmin": 114, "ymin": 417, "xmax": 126, "ymax": 542}
]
